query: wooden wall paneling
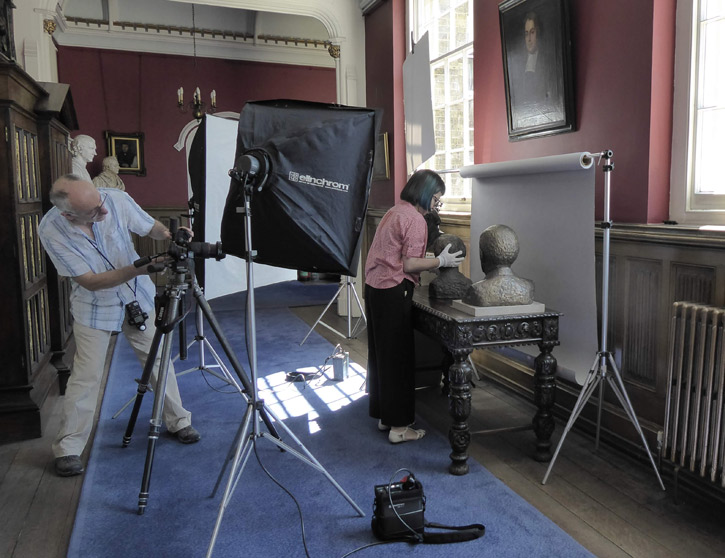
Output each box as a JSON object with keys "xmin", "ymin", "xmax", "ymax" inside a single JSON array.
[
  {"xmin": 37, "ymin": 112, "xmax": 74, "ymax": 393},
  {"xmin": 0, "ymin": 62, "xmax": 54, "ymax": 441}
]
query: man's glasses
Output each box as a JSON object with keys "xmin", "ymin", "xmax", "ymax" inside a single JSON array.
[{"xmin": 73, "ymin": 193, "xmax": 107, "ymax": 220}]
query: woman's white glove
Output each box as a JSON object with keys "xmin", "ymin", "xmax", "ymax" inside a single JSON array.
[{"xmin": 437, "ymin": 243, "xmax": 464, "ymax": 268}]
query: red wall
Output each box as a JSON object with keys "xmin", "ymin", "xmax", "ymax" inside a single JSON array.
[
  {"xmin": 366, "ymin": 0, "xmax": 676, "ymax": 223},
  {"xmin": 57, "ymin": 47, "xmax": 337, "ymax": 208},
  {"xmin": 365, "ymin": 0, "xmax": 407, "ymax": 209},
  {"xmin": 473, "ymin": 0, "xmax": 675, "ymax": 223}
]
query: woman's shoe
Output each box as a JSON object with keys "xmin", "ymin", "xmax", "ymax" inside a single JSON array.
[
  {"xmin": 388, "ymin": 426, "xmax": 426, "ymax": 444},
  {"xmin": 378, "ymin": 420, "xmax": 390, "ymax": 431}
]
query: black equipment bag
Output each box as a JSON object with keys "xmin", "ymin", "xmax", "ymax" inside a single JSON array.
[{"xmin": 371, "ymin": 471, "xmax": 485, "ymax": 544}]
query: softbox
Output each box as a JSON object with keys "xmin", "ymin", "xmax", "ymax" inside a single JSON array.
[{"xmin": 220, "ymin": 99, "xmax": 378, "ymax": 276}]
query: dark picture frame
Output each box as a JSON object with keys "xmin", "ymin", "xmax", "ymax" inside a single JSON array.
[
  {"xmin": 105, "ymin": 131, "xmax": 145, "ymax": 175},
  {"xmin": 372, "ymin": 132, "xmax": 390, "ymax": 181},
  {"xmin": 499, "ymin": 0, "xmax": 575, "ymax": 141}
]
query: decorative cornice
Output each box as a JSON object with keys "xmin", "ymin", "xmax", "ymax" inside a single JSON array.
[
  {"xmin": 43, "ymin": 19, "xmax": 57, "ymax": 35},
  {"xmin": 63, "ymin": 16, "xmax": 332, "ymax": 50}
]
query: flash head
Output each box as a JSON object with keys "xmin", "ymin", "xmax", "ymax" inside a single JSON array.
[{"xmin": 229, "ymin": 148, "xmax": 272, "ymax": 192}]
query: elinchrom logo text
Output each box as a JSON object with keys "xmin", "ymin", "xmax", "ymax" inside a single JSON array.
[{"xmin": 289, "ymin": 171, "xmax": 349, "ymax": 192}]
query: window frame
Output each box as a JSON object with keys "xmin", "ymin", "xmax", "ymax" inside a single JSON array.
[
  {"xmin": 408, "ymin": 0, "xmax": 474, "ymax": 214},
  {"xmin": 670, "ymin": 0, "xmax": 725, "ymax": 225}
]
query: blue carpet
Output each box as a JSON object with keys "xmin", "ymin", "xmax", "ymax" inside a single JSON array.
[{"xmin": 68, "ymin": 281, "xmax": 593, "ymax": 558}]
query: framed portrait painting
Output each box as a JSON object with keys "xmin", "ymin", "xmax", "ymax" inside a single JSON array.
[
  {"xmin": 105, "ymin": 131, "xmax": 145, "ymax": 175},
  {"xmin": 499, "ymin": 0, "xmax": 576, "ymax": 141}
]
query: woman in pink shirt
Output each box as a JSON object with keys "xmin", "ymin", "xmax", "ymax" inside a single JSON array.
[{"xmin": 364, "ymin": 170, "xmax": 464, "ymax": 443}]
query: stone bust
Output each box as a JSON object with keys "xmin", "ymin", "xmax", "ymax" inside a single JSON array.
[
  {"xmin": 93, "ymin": 156, "xmax": 126, "ymax": 191},
  {"xmin": 70, "ymin": 134, "xmax": 96, "ymax": 183},
  {"xmin": 429, "ymin": 233, "xmax": 472, "ymax": 299},
  {"xmin": 462, "ymin": 224, "xmax": 534, "ymax": 306}
]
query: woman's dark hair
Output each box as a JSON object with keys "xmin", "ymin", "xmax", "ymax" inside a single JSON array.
[{"xmin": 400, "ymin": 170, "xmax": 445, "ymax": 211}]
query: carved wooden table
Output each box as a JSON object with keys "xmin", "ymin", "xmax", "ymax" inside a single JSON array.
[{"xmin": 412, "ymin": 287, "xmax": 560, "ymax": 475}]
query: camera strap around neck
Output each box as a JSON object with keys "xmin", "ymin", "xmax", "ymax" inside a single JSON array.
[{"xmin": 85, "ymin": 237, "xmax": 138, "ymax": 298}]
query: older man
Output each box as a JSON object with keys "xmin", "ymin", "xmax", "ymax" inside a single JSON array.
[{"xmin": 38, "ymin": 174, "xmax": 200, "ymax": 477}]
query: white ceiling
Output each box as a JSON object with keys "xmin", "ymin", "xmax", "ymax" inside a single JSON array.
[{"xmin": 56, "ymin": 0, "xmax": 335, "ymax": 67}]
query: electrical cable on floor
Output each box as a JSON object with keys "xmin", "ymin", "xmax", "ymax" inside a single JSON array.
[{"xmin": 253, "ymin": 440, "xmax": 313, "ymax": 558}]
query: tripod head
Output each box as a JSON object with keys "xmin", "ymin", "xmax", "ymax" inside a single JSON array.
[{"xmin": 133, "ymin": 217, "xmax": 225, "ymax": 277}]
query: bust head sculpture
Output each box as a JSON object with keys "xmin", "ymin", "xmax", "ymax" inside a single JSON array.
[
  {"xmin": 429, "ymin": 233, "xmax": 472, "ymax": 299},
  {"xmin": 462, "ymin": 224, "xmax": 534, "ymax": 306},
  {"xmin": 70, "ymin": 134, "xmax": 96, "ymax": 182},
  {"xmin": 92, "ymin": 156, "xmax": 126, "ymax": 191}
]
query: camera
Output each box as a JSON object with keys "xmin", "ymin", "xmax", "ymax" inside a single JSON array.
[
  {"xmin": 125, "ymin": 301, "xmax": 149, "ymax": 331},
  {"xmin": 167, "ymin": 222, "xmax": 224, "ymax": 262},
  {"xmin": 132, "ymin": 218, "xmax": 225, "ymax": 275}
]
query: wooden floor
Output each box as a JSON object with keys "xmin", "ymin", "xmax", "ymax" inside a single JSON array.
[{"xmin": 2, "ymin": 293, "xmax": 725, "ymax": 557}]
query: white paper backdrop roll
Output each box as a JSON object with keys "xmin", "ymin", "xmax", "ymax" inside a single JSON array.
[
  {"xmin": 403, "ymin": 32, "xmax": 436, "ymax": 174},
  {"xmin": 201, "ymin": 115, "xmax": 296, "ymax": 300},
  {"xmin": 466, "ymin": 152, "xmax": 597, "ymax": 384}
]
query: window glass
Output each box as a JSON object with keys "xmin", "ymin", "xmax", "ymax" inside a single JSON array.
[
  {"xmin": 412, "ymin": 0, "xmax": 474, "ymax": 212},
  {"xmin": 671, "ymin": 0, "xmax": 725, "ymax": 222}
]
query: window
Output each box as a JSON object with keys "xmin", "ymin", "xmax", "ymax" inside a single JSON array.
[
  {"xmin": 410, "ymin": 0, "xmax": 474, "ymax": 213},
  {"xmin": 671, "ymin": 0, "xmax": 725, "ymax": 225}
]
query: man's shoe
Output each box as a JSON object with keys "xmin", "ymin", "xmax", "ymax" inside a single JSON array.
[
  {"xmin": 55, "ymin": 455, "xmax": 84, "ymax": 477},
  {"xmin": 173, "ymin": 425, "xmax": 201, "ymax": 444}
]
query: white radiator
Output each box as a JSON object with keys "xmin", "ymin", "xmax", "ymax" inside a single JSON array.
[{"xmin": 663, "ymin": 302, "xmax": 725, "ymax": 488}]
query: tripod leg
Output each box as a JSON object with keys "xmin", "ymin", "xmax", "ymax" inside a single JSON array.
[
  {"xmin": 348, "ymin": 278, "xmax": 367, "ymax": 338},
  {"xmin": 542, "ymin": 355, "xmax": 602, "ymax": 484},
  {"xmin": 192, "ymin": 284, "xmax": 282, "ymax": 442},
  {"xmin": 258, "ymin": 401, "xmax": 365, "ymax": 517},
  {"xmin": 604, "ymin": 355, "xmax": 666, "ymax": 490},
  {"xmin": 207, "ymin": 405, "xmax": 256, "ymax": 558},
  {"xmin": 211, "ymin": 401, "xmax": 254, "ymax": 498},
  {"xmin": 299, "ymin": 283, "xmax": 345, "ymax": 345},
  {"xmin": 138, "ymin": 298, "xmax": 180, "ymax": 514},
  {"xmin": 123, "ymin": 325, "xmax": 164, "ymax": 447},
  {"xmin": 595, "ymin": 366, "xmax": 606, "ymax": 452}
]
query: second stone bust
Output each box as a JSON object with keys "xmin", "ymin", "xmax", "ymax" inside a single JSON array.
[
  {"xmin": 462, "ymin": 224, "xmax": 534, "ymax": 307},
  {"xmin": 429, "ymin": 233, "xmax": 472, "ymax": 299}
]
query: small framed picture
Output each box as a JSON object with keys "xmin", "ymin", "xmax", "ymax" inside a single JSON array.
[
  {"xmin": 372, "ymin": 132, "xmax": 390, "ymax": 181},
  {"xmin": 105, "ymin": 131, "xmax": 145, "ymax": 176},
  {"xmin": 499, "ymin": 0, "xmax": 576, "ymax": 141}
]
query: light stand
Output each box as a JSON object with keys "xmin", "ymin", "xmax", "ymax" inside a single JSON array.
[
  {"xmin": 542, "ymin": 150, "xmax": 665, "ymax": 490},
  {"xmin": 175, "ymin": 305, "xmax": 238, "ymax": 385},
  {"xmin": 122, "ymin": 244, "xmax": 273, "ymax": 514},
  {"xmin": 299, "ymin": 275, "xmax": 367, "ymax": 345},
  {"xmin": 206, "ymin": 164, "xmax": 364, "ymax": 557}
]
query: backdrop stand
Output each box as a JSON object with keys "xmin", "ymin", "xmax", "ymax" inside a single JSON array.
[
  {"xmin": 207, "ymin": 163, "xmax": 364, "ymax": 557},
  {"xmin": 299, "ymin": 275, "xmax": 366, "ymax": 345},
  {"xmin": 542, "ymin": 150, "xmax": 665, "ymax": 491}
]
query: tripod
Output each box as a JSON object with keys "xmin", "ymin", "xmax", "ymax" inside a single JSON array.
[
  {"xmin": 111, "ymin": 294, "xmax": 237, "ymax": 420},
  {"xmin": 299, "ymin": 275, "xmax": 367, "ymax": 345},
  {"xmin": 206, "ymin": 169, "xmax": 364, "ymax": 557},
  {"xmin": 542, "ymin": 151, "xmax": 665, "ymax": 490},
  {"xmin": 123, "ymin": 254, "xmax": 276, "ymax": 514}
]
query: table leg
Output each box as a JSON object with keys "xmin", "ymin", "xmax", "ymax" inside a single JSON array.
[
  {"xmin": 533, "ymin": 343, "xmax": 557, "ymax": 462},
  {"xmin": 447, "ymin": 349, "xmax": 473, "ymax": 475}
]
